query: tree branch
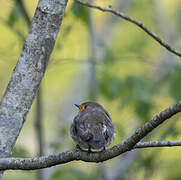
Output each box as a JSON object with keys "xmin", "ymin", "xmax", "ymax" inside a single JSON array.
[
  {"xmin": 135, "ymin": 140, "xmax": 181, "ymax": 148},
  {"xmin": 74, "ymin": 0, "xmax": 181, "ymax": 58},
  {"xmin": 0, "ymin": 100, "xmax": 181, "ymax": 170}
]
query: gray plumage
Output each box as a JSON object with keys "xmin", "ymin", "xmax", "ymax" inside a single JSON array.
[{"xmin": 70, "ymin": 102, "xmax": 115, "ymax": 150}]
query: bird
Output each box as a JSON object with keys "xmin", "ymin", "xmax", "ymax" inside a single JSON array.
[{"xmin": 70, "ymin": 102, "xmax": 115, "ymax": 152}]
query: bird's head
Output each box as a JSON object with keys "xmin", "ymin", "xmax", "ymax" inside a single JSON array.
[{"xmin": 74, "ymin": 102, "xmax": 103, "ymax": 114}]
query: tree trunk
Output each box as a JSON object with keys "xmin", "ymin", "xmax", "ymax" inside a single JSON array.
[{"xmin": 0, "ymin": 0, "xmax": 68, "ymax": 167}]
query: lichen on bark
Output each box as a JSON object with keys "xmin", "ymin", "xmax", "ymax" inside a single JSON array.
[{"xmin": 0, "ymin": 0, "xmax": 68, "ymax": 159}]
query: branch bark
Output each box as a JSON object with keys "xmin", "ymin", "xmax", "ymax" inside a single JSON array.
[
  {"xmin": 74, "ymin": 0, "xmax": 181, "ymax": 58},
  {"xmin": 135, "ymin": 141, "xmax": 181, "ymax": 148},
  {"xmin": 0, "ymin": 100, "xmax": 181, "ymax": 170},
  {"xmin": 0, "ymin": 0, "xmax": 68, "ymax": 159}
]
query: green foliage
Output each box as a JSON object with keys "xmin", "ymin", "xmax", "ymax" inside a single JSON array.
[
  {"xmin": 134, "ymin": 98, "xmax": 152, "ymax": 121},
  {"xmin": 7, "ymin": 2, "xmax": 22, "ymax": 27},
  {"xmin": 100, "ymin": 73, "xmax": 122, "ymax": 100},
  {"xmin": 100, "ymin": 73, "xmax": 153, "ymax": 122},
  {"xmin": 71, "ymin": 2, "xmax": 90, "ymax": 26},
  {"xmin": 126, "ymin": 35, "xmax": 148, "ymax": 54},
  {"xmin": 168, "ymin": 66, "xmax": 181, "ymax": 101},
  {"xmin": 102, "ymin": 48, "xmax": 116, "ymax": 65},
  {"xmin": 160, "ymin": 123, "xmax": 180, "ymax": 139},
  {"xmin": 122, "ymin": 76, "xmax": 153, "ymax": 121}
]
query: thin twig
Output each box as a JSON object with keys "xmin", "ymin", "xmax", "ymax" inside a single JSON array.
[
  {"xmin": 74, "ymin": 0, "xmax": 181, "ymax": 58},
  {"xmin": 135, "ymin": 140, "xmax": 181, "ymax": 148},
  {"xmin": 0, "ymin": 101, "xmax": 181, "ymax": 170}
]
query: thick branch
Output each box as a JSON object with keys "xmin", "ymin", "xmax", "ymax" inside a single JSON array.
[
  {"xmin": 74, "ymin": 0, "xmax": 181, "ymax": 58},
  {"xmin": 0, "ymin": 0, "xmax": 68, "ymax": 159},
  {"xmin": 0, "ymin": 101, "xmax": 181, "ymax": 170}
]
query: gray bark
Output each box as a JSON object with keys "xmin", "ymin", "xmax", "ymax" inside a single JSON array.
[{"xmin": 0, "ymin": 0, "xmax": 68, "ymax": 161}]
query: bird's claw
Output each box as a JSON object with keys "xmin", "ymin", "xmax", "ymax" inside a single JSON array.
[
  {"xmin": 76, "ymin": 145, "xmax": 105, "ymax": 153},
  {"xmin": 76, "ymin": 144, "xmax": 82, "ymax": 151},
  {"xmin": 76, "ymin": 144, "xmax": 90, "ymax": 153},
  {"xmin": 76, "ymin": 144, "xmax": 93, "ymax": 153},
  {"xmin": 88, "ymin": 147, "xmax": 92, "ymax": 153}
]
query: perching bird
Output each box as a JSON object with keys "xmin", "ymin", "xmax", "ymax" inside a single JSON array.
[{"xmin": 70, "ymin": 102, "xmax": 115, "ymax": 152}]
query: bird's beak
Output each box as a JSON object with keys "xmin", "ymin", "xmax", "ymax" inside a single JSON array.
[{"xmin": 74, "ymin": 104, "xmax": 81, "ymax": 109}]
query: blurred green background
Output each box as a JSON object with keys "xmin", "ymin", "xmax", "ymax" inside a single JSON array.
[{"xmin": 1, "ymin": 0, "xmax": 181, "ymax": 179}]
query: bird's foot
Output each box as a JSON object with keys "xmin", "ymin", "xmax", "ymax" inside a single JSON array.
[
  {"xmin": 76, "ymin": 144, "xmax": 83, "ymax": 151},
  {"xmin": 88, "ymin": 147, "xmax": 92, "ymax": 153},
  {"xmin": 76, "ymin": 144, "xmax": 91, "ymax": 153},
  {"xmin": 100, "ymin": 146, "xmax": 106, "ymax": 152}
]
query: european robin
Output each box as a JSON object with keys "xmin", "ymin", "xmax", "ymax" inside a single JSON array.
[{"xmin": 70, "ymin": 102, "xmax": 115, "ymax": 151}]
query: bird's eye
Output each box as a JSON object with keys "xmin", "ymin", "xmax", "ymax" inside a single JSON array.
[{"xmin": 84, "ymin": 105, "xmax": 87, "ymax": 109}]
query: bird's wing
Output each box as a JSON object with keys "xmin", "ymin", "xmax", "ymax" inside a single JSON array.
[
  {"xmin": 71, "ymin": 115, "xmax": 93, "ymax": 142},
  {"xmin": 78, "ymin": 124, "xmax": 93, "ymax": 142},
  {"xmin": 92, "ymin": 109, "xmax": 114, "ymax": 139}
]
